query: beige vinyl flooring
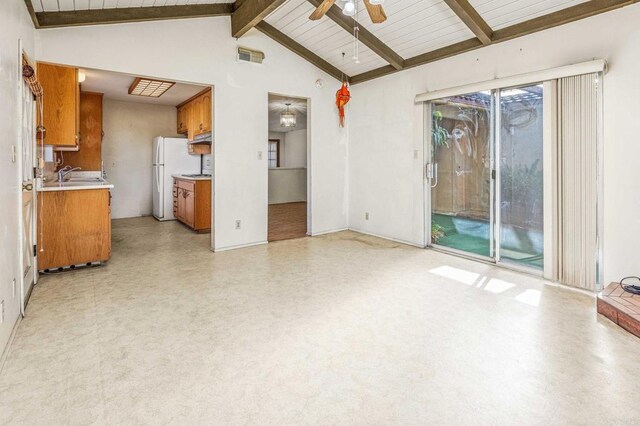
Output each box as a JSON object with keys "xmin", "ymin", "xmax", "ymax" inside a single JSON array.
[{"xmin": 1, "ymin": 216, "xmax": 640, "ymax": 424}]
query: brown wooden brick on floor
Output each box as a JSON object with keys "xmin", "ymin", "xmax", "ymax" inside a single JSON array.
[
  {"xmin": 597, "ymin": 282, "xmax": 640, "ymax": 338},
  {"xmin": 268, "ymin": 202, "xmax": 307, "ymax": 242}
]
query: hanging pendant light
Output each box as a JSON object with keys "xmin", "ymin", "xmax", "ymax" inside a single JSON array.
[
  {"xmin": 343, "ymin": 1, "xmax": 355, "ymax": 16},
  {"xmin": 280, "ymin": 103, "xmax": 296, "ymax": 128}
]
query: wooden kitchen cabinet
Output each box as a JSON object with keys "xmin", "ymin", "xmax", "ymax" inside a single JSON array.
[
  {"xmin": 199, "ymin": 90, "xmax": 212, "ymax": 134},
  {"xmin": 37, "ymin": 189, "xmax": 111, "ymax": 270},
  {"xmin": 177, "ymin": 102, "xmax": 190, "ymax": 135},
  {"xmin": 173, "ymin": 178, "xmax": 211, "ymax": 232},
  {"xmin": 176, "ymin": 88, "xmax": 212, "ymax": 141},
  {"xmin": 61, "ymin": 92, "xmax": 103, "ymax": 170},
  {"xmin": 37, "ymin": 62, "xmax": 80, "ymax": 148}
]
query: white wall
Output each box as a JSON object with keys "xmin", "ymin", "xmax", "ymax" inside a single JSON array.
[
  {"xmin": 268, "ymin": 168, "xmax": 307, "ymax": 204},
  {"xmin": 269, "ymin": 131, "xmax": 285, "ymax": 142},
  {"xmin": 348, "ymin": 3, "xmax": 640, "ymax": 285},
  {"xmin": 0, "ymin": 0, "xmax": 35, "ymax": 357},
  {"xmin": 282, "ymin": 129, "xmax": 307, "ymax": 168},
  {"xmin": 36, "ymin": 17, "xmax": 348, "ymax": 250},
  {"xmin": 102, "ymin": 99, "xmax": 177, "ymax": 219}
]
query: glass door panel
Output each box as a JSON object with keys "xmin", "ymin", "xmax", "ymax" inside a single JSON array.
[
  {"xmin": 498, "ymin": 85, "xmax": 544, "ymax": 269},
  {"xmin": 430, "ymin": 92, "xmax": 493, "ymax": 258}
]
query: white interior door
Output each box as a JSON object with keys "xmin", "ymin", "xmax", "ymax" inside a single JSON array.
[{"xmin": 19, "ymin": 54, "xmax": 37, "ymax": 312}]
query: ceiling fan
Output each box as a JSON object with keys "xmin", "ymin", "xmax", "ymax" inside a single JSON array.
[{"xmin": 310, "ymin": 0, "xmax": 387, "ymax": 24}]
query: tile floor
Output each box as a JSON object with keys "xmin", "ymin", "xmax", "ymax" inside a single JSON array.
[{"xmin": 1, "ymin": 217, "xmax": 639, "ymax": 424}]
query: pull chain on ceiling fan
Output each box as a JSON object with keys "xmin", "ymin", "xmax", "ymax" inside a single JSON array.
[{"xmin": 309, "ymin": 0, "xmax": 387, "ymax": 24}]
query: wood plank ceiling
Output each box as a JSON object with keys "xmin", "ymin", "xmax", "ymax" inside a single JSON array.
[{"xmin": 25, "ymin": 0, "xmax": 640, "ymax": 84}]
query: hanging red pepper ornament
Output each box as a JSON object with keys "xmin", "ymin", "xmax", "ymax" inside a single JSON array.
[{"xmin": 336, "ymin": 81, "xmax": 351, "ymax": 128}]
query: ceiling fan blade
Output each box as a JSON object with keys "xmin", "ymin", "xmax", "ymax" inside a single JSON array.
[
  {"xmin": 309, "ymin": 0, "xmax": 337, "ymax": 20},
  {"xmin": 364, "ymin": 0, "xmax": 387, "ymax": 24}
]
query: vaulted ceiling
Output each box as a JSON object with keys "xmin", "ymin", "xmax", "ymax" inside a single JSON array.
[{"xmin": 25, "ymin": 0, "xmax": 639, "ymax": 84}]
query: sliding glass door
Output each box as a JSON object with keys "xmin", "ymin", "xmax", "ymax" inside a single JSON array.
[
  {"xmin": 428, "ymin": 92, "xmax": 494, "ymax": 260},
  {"xmin": 427, "ymin": 85, "xmax": 545, "ymax": 272},
  {"xmin": 497, "ymin": 85, "xmax": 544, "ymax": 269}
]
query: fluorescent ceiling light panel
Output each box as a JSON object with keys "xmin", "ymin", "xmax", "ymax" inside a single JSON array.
[{"xmin": 128, "ymin": 77, "xmax": 175, "ymax": 98}]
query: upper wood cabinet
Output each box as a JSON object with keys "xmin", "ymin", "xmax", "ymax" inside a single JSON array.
[
  {"xmin": 199, "ymin": 90, "xmax": 212, "ymax": 134},
  {"xmin": 37, "ymin": 62, "xmax": 80, "ymax": 147},
  {"xmin": 61, "ymin": 92, "xmax": 103, "ymax": 170},
  {"xmin": 177, "ymin": 103, "xmax": 190, "ymax": 135},
  {"xmin": 176, "ymin": 88, "xmax": 212, "ymax": 141}
]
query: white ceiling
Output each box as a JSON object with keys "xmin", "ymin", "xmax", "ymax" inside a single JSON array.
[
  {"xmin": 469, "ymin": 0, "xmax": 588, "ymax": 30},
  {"xmin": 80, "ymin": 67, "xmax": 207, "ymax": 106},
  {"xmin": 265, "ymin": 0, "xmax": 389, "ymax": 77},
  {"xmin": 269, "ymin": 94, "xmax": 308, "ymax": 133},
  {"xmin": 33, "ymin": 0, "xmax": 594, "ymax": 78},
  {"xmin": 265, "ymin": 0, "xmax": 592, "ymax": 77},
  {"xmin": 33, "ymin": 0, "xmax": 233, "ymax": 12}
]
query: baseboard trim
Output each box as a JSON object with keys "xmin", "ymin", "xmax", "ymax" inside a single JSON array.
[
  {"xmin": 214, "ymin": 240, "xmax": 268, "ymax": 252},
  {"xmin": 0, "ymin": 315, "xmax": 21, "ymax": 375},
  {"xmin": 310, "ymin": 227, "xmax": 349, "ymax": 237},
  {"xmin": 348, "ymin": 228, "xmax": 425, "ymax": 248}
]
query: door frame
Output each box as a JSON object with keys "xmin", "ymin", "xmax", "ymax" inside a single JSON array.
[
  {"xmin": 17, "ymin": 40, "xmax": 38, "ymax": 315},
  {"xmin": 266, "ymin": 92, "xmax": 311, "ymax": 239}
]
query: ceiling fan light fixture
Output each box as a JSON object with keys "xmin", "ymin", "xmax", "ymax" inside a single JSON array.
[{"xmin": 343, "ymin": 1, "xmax": 355, "ymax": 16}]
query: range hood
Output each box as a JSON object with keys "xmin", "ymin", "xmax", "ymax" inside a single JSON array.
[{"xmin": 189, "ymin": 132, "xmax": 212, "ymax": 144}]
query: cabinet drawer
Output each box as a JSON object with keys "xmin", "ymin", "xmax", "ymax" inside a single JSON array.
[{"xmin": 177, "ymin": 179, "xmax": 195, "ymax": 192}]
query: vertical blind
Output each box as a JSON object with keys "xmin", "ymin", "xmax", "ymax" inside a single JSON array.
[{"xmin": 555, "ymin": 73, "xmax": 600, "ymax": 291}]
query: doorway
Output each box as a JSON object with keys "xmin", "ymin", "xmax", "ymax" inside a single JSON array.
[
  {"xmin": 267, "ymin": 94, "xmax": 309, "ymax": 242},
  {"xmin": 427, "ymin": 84, "xmax": 545, "ymax": 272}
]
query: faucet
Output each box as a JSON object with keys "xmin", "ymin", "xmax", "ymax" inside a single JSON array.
[{"xmin": 57, "ymin": 166, "xmax": 81, "ymax": 182}]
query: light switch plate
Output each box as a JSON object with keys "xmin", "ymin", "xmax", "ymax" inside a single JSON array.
[{"xmin": 257, "ymin": 151, "xmax": 263, "ymax": 160}]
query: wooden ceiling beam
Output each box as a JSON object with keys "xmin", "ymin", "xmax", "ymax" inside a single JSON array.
[
  {"xmin": 231, "ymin": 0, "xmax": 286, "ymax": 38},
  {"xmin": 351, "ymin": 0, "xmax": 639, "ymax": 84},
  {"xmin": 34, "ymin": 3, "xmax": 234, "ymax": 28},
  {"xmin": 24, "ymin": 0, "xmax": 40, "ymax": 29},
  {"xmin": 306, "ymin": 0, "xmax": 404, "ymax": 70},
  {"xmin": 443, "ymin": 0, "xmax": 493, "ymax": 45},
  {"xmin": 256, "ymin": 22, "xmax": 347, "ymax": 82}
]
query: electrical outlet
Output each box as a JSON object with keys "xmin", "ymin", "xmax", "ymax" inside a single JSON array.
[
  {"xmin": 235, "ymin": 220, "xmax": 241, "ymax": 230},
  {"xmin": 365, "ymin": 212, "xmax": 369, "ymax": 220},
  {"xmin": 12, "ymin": 278, "xmax": 16, "ymax": 298}
]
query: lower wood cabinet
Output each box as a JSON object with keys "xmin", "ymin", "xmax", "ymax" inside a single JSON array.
[
  {"xmin": 37, "ymin": 189, "xmax": 111, "ymax": 270},
  {"xmin": 173, "ymin": 178, "xmax": 211, "ymax": 232}
]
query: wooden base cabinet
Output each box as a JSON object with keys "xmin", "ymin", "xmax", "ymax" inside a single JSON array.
[
  {"xmin": 173, "ymin": 178, "xmax": 211, "ymax": 232},
  {"xmin": 37, "ymin": 189, "xmax": 111, "ymax": 270}
]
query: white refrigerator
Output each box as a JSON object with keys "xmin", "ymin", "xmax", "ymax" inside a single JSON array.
[{"xmin": 152, "ymin": 136, "xmax": 200, "ymax": 221}]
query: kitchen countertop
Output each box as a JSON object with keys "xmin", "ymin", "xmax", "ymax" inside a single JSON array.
[
  {"xmin": 38, "ymin": 179, "xmax": 114, "ymax": 192},
  {"xmin": 172, "ymin": 174, "xmax": 212, "ymax": 181}
]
